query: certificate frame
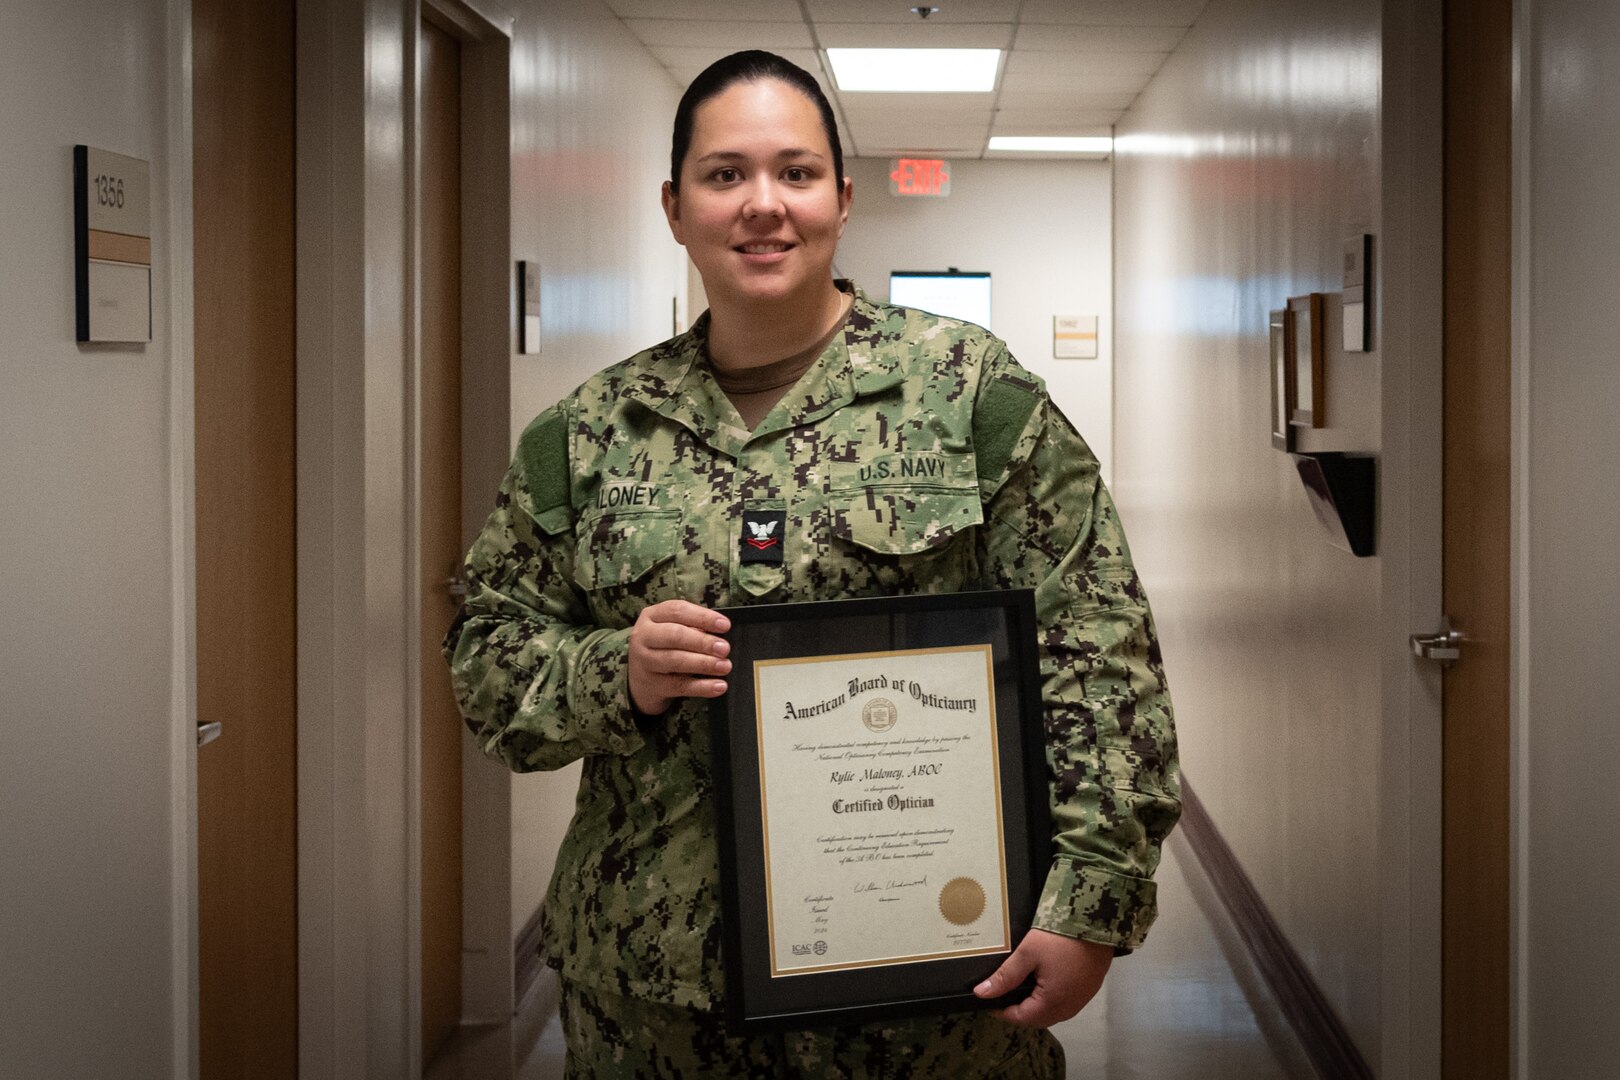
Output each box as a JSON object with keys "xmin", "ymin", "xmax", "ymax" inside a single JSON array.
[
  {"xmin": 1287, "ymin": 291, "xmax": 1326, "ymax": 429},
  {"xmin": 709, "ymin": 589, "xmax": 1050, "ymax": 1032},
  {"xmin": 1270, "ymin": 307, "xmax": 1296, "ymax": 451}
]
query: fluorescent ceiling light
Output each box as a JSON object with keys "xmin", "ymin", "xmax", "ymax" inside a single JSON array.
[
  {"xmin": 826, "ymin": 48, "xmax": 1001, "ymax": 93},
  {"xmin": 988, "ymin": 136, "xmax": 1115, "ymax": 153}
]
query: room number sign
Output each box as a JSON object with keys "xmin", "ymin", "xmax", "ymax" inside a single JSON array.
[{"xmin": 75, "ymin": 145, "xmax": 153, "ymax": 343}]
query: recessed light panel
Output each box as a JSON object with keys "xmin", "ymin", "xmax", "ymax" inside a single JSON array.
[
  {"xmin": 826, "ymin": 48, "xmax": 1001, "ymax": 93},
  {"xmin": 987, "ymin": 136, "xmax": 1115, "ymax": 153}
]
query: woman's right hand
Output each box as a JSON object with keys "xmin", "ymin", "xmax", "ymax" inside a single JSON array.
[{"xmin": 627, "ymin": 599, "xmax": 732, "ymax": 717}]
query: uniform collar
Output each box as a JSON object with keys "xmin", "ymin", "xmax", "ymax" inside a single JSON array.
[{"xmin": 625, "ymin": 281, "xmax": 908, "ymax": 458}]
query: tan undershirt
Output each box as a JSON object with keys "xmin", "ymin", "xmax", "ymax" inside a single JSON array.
[{"xmin": 709, "ymin": 291, "xmax": 854, "ymax": 430}]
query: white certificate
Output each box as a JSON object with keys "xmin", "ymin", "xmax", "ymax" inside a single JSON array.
[{"xmin": 752, "ymin": 644, "xmax": 1011, "ymax": 977}]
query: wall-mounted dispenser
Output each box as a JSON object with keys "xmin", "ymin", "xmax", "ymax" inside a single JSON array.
[{"xmin": 1292, "ymin": 452, "xmax": 1376, "ymax": 557}]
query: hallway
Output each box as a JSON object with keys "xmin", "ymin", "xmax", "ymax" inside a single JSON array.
[
  {"xmin": 426, "ymin": 833, "xmax": 1313, "ymax": 1079},
  {"xmin": 17, "ymin": 0, "xmax": 1620, "ymax": 1075}
]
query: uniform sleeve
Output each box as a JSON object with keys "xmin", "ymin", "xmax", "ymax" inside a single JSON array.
[
  {"xmin": 974, "ymin": 345, "xmax": 1181, "ymax": 953},
  {"xmin": 441, "ymin": 405, "xmax": 646, "ymax": 772}
]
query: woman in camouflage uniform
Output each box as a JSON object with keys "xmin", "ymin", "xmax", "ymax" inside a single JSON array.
[{"xmin": 444, "ymin": 50, "xmax": 1179, "ymax": 1079}]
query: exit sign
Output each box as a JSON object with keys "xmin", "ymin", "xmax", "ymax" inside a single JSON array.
[{"xmin": 889, "ymin": 158, "xmax": 952, "ymax": 197}]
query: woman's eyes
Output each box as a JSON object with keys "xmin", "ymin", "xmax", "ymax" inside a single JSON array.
[{"xmin": 709, "ymin": 166, "xmax": 814, "ymax": 184}]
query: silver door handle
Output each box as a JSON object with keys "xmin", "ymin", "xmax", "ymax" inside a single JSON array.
[
  {"xmin": 446, "ymin": 561, "xmax": 468, "ymax": 601},
  {"xmin": 197, "ymin": 721, "xmax": 223, "ymax": 748},
  {"xmin": 1410, "ymin": 619, "xmax": 1464, "ymax": 663}
]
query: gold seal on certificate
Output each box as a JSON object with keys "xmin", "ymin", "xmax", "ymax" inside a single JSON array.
[{"xmin": 939, "ymin": 877, "xmax": 987, "ymax": 926}]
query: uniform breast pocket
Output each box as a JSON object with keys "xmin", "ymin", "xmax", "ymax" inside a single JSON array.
[
  {"xmin": 826, "ymin": 486, "xmax": 984, "ymax": 593},
  {"xmin": 573, "ymin": 508, "xmax": 682, "ymax": 627}
]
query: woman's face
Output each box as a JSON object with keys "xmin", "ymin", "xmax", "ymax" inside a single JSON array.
[{"xmin": 663, "ymin": 78, "xmax": 852, "ymax": 311}]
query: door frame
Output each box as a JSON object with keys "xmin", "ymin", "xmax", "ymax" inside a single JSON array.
[
  {"xmin": 1507, "ymin": 1, "xmax": 1531, "ymax": 1074},
  {"xmin": 1378, "ymin": 0, "xmax": 1447, "ymax": 1074},
  {"xmin": 167, "ymin": 0, "xmax": 200, "ymax": 1073},
  {"xmin": 294, "ymin": 0, "xmax": 513, "ymax": 1076},
  {"xmin": 417, "ymin": 0, "xmax": 515, "ymax": 1032}
]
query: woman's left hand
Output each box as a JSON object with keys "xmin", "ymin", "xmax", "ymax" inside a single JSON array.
[{"xmin": 972, "ymin": 929, "xmax": 1113, "ymax": 1028}]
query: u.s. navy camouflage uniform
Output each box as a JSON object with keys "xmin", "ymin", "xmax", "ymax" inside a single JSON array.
[{"xmin": 444, "ymin": 283, "xmax": 1180, "ymax": 1077}]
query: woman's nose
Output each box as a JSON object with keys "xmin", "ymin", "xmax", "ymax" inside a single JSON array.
[{"xmin": 742, "ymin": 177, "xmax": 784, "ymax": 219}]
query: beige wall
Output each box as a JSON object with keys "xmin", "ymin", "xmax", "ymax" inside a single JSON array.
[
  {"xmin": 1516, "ymin": 0, "xmax": 1620, "ymax": 1071},
  {"xmin": 836, "ymin": 158, "xmax": 1115, "ymax": 480},
  {"xmin": 293, "ymin": 0, "xmax": 687, "ymax": 1070},
  {"xmin": 0, "ymin": 0, "xmax": 185, "ymax": 1076},
  {"xmin": 496, "ymin": 0, "xmax": 688, "ymax": 944},
  {"xmin": 1113, "ymin": 0, "xmax": 1403, "ymax": 1064}
]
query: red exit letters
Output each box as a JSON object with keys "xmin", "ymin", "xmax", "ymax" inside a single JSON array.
[{"xmin": 888, "ymin": 158, "xmax": 951, "ymax": 197}]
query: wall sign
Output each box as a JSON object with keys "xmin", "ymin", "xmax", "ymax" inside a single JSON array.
[
  {"xmin": 74, "ymin": 145, "xmax": 152, "ymax": 343},
  {"xmin": 518, "ymin": 260, "xmax": 540, "ymax": 354},
  {"xmin": 1052, "ymin": 315, "xmax": 1098, "ymax": 359},
  {"xmin": 1269, "ymin": 308, "xmax": 1294, "ymax": 451},
  {"xmin": 1287, "ymin": 292, "xmax": 1326, "ymax": 428},
  {"xmin": 1342, "ymin": 233, "xmax": 1372, "ymax": 352},
  {"xmin": 888, "ymin": 158, "xmax": 951, "ymax": 197}
]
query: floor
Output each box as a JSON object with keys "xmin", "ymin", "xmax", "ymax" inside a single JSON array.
[{"xmin": 427, "ymin": 831, "xmax": 1315, "ymax": 1079}]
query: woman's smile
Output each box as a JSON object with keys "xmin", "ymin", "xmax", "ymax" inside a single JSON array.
[{"xmin": 735, "ymin": 240, "xmax": 796, "ymax": 265}]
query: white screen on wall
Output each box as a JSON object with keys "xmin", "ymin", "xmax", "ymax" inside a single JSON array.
[{"xmin": 889, "ymin": 272, "xmax": 992, "ymax": 330}]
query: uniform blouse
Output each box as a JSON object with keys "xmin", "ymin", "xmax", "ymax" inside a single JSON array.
[{"xmin": 443, "ymin": 284, "xmax": 1181, "ymax": 1010}]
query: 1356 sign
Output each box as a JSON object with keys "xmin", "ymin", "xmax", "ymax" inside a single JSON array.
[{"xmin": 93, "ymin": 174, "xmax": 126, "ymax": 209}]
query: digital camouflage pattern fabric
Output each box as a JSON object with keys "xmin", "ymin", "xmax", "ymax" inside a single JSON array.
[
  {"xmin": 443, "ymin": 283, "xmax": 1181, "ymax": 1012},
  {"xmin": 560, "ymin": 980, "xmax": 1063, "ymax": 1079}
]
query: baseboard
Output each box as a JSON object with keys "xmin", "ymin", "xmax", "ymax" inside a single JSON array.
[
  {"xmin": 513, "ymin": 965, "xmax": 559, "ymax": 1073},
  {"xmin": 514, "ymin": 902, "xmax": 546, "ymax": 1010},
  {"xmin": 1177, "ymin": 780, "xmax": 1374, "ymax": 1080}
]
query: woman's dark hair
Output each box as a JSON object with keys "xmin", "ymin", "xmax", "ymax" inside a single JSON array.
[{"xmin": 669, "ymin": 50, "xmax": 844, "ymax": 193}]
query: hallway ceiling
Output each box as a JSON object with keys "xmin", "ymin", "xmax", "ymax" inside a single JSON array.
[{"xmin": 603, "ymin": 0, "xmax": 1208, "ymax": 159}]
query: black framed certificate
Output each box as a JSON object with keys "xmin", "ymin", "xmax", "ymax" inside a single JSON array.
[{"xmin": 709, "ymin": 589, "xmax": 1051, "ymax": 1032}]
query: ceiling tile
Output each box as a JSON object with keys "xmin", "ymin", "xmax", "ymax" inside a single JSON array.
[
  {"xmin": 602, "ymin": 0, "xmax": 805, "ymax": 20},
  {"xmin": 840, "ymin": 103, "xmax": 995, "ymax": 125},
  {"xmin": 1011, "ymin": 23, "xmax": 1186, "ymax": 51},
  {"xmin": 999, "ymin": 67, "xmax": 1151, "ymax": 95},
  {"xmin": 834, "ymin": 91, "xmax": 996, "ymax": 114},
  {"xmin": 814, "ymin": 22, "xmax": 1011, "ymax": 48},
  {"xmin": 991, "ymin": 109, "xmax": 1121, "ymax": 131},
  {"xmin": 847, "ymin": 119, "xmax": 988, "ymax": 152},
  {"xmin": 806, "ymin": 0, "xmax": 1020, "ymax": 22},
  {"xmin": 1018, "ymin": 0, "xmax": 1208, "ymax": 27},
  {"xmin": 652, "ymin": 45, "xmax": 825, "ymax": 75},
  {"xmin": 1005, "ymin": 49, "xmax": 1167, "ymax": 78},
  {"xmin": 983, "ymin": 147, "xmax": 1110, "ymax": 160},
  {"xmin": 623, "ymin": 19, "xmax": 814, "ymax": 49},
  {"xmin": 996, "ymin": 88, "xmax": 1138, "ymax": 111},
  {"xmin": 990, "ymin": 119, "xmax": 1113, "ymax": 138},
  {"xmin": 857, "ymin": 141, "xmax": 986, "ymax": 157}
]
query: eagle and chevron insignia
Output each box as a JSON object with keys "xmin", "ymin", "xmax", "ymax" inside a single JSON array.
[{"xmin": 739, "ymin": 509, "xmax": 787, "ymax": 564}]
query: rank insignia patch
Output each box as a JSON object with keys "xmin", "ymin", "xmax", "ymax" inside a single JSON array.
[{"xmin": 740, "ymin": 509, "xmax": 786, "ymax": 564}]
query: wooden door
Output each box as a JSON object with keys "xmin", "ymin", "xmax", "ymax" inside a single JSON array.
[
  {"xmin": 1442, "ymin": 0, "xmax": 1511, "ymax": 1074},
  {"xmin": 193, "ymin": 0, "xmax": 299, "ymax": 1075},
  {"xmin": 419, "ymin": 15, "xmax": 466, "ymax": 1066}
]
